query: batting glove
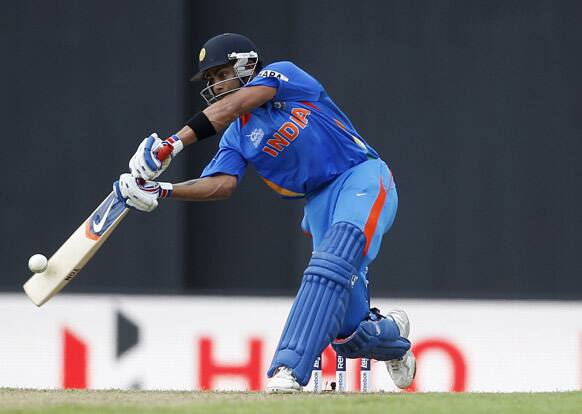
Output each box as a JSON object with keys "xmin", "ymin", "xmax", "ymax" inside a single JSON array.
[
  {"xmin": 113, "ymin": 173, "xmax": 173, "ymax": 213},
  {"xmin": 129, "ymin": 133, "xmax": 184, "ymax": 180}
]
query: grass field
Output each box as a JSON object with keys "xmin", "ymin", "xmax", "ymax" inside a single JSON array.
[{"xmin": 0, "ymin": 389, "xmax": 580, "ymax": 414}]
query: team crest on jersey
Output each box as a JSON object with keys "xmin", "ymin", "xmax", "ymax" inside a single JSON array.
[
  {"xmin": 257, "ymin": 69, "xmax": 289, "ymax": 82},
  {"xmin": 247, "ymin": 128, "xmax": 265, "ymax": 148}
]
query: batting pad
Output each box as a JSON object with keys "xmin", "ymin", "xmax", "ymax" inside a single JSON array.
[{"xmin": 268, "ymin": 222, "xmax": 366, "ymax": 385}]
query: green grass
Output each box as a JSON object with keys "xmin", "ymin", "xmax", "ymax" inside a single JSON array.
[{"xmin": 0, "ymin": 389, "xmax": 580, "ymax": 414}]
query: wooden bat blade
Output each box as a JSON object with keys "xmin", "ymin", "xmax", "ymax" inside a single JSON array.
[{"xmin": 23, "ymin": 192, "xmax": 128, "ymax": 306}]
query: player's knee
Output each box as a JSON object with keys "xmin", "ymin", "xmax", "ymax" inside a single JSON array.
[
  {"xmin": 337, "ymin": 275, "xmax": 369, "ymax": 338},
  {"xmin": 332, "ymin": 316, "xmax": 410, "ymax": 360},
  {"xmin": 306, "ymin": 222, "xmax": 366, "ymax": 285},
  {"xmin": 337, "ymin": 308, "xmax": 367, "ymax": 339}
]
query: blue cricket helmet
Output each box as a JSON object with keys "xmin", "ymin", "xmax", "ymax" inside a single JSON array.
[{"xmin": 191, "ymin": 33, "xmax": 261, "ymax": 81}]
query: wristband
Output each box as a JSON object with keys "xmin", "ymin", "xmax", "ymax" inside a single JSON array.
[
  {"xmin": 186, "ymin": 112, "xmax": 216, "ymax": 141},
  {"xmin": 158, "ymin": 182, "xmax": 174, "ymax": 199},
  {"xmin": 165, "ymin": 134, "xmax": 184, "ymax": 155}
]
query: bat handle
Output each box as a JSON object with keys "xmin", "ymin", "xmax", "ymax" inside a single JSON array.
[{"xmin": 156, "ymin": 143, "xmax": 173, "ymax": 161}]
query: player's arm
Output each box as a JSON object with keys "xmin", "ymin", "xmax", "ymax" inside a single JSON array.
[
  {"xmin": 129, "ymin": 86, "xmax": 275, "ymax": 181},
  {"xmin": 176, "ymin": 85, "xmax": 276, "ymax": 145},
  {"xmin": 114, "ymin": 173, "xmax": 237, "ymax": 212},
  {"xmin": 171, "ymin": 174, "xmax": 237, "ymax": 201}
]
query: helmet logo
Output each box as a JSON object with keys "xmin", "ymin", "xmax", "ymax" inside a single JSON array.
[{"xmin": 199, "ymin": 48, "xmax": 206, "ymax": 62}]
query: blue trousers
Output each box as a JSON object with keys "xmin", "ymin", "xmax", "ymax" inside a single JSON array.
[{"xmin": 301, "ymin": 158, "xmax": 397, "ymax": 338}]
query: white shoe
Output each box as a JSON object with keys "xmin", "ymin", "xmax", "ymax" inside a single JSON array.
[
  {"xmin": 265, "ymin": 367, "xmax": 302, "ymax": 393},
  {"xmin": 386, "ymin": 350, "xmax": 416, "ymax": 389},
  {"xmin": 385, "ymin": 309, "xmax": 416, "ymax": 389}
]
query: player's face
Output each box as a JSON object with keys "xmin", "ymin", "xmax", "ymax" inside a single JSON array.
[{"xmin": 203, "ymin": 65, "xmax": 240, "ymax": 98}]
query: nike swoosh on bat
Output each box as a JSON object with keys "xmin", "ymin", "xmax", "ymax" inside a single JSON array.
[{"xmin": 92, "ymin": 198, "xmax": 116, "ymax": 233}]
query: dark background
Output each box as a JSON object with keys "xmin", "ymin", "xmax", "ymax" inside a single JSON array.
[{"xmin": 1, "ymin": 1, "xmax": 580, "ymax": 299}]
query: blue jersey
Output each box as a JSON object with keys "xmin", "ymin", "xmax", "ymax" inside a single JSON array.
[{"xmin": 201, "ymin": 61, "xmax": 379, "ymax": 198}]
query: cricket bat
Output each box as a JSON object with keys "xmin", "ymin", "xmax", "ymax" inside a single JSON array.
[{"xmin": 23, "ymin": 145, "xmax": 173, "ymax": 307}]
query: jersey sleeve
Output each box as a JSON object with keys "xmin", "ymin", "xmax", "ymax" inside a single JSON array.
[
  {"xmin": 200, "ymin": 125, "xmax": 248, "ymax": 182},
  {"xmin": 245, "ymin": 61, "xmax": 323, "ymax": 102}
]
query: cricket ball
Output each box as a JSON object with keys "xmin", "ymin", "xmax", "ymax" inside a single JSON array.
[{"xmin": 28, "ymin": 254, "xmax": 48, "ymax": 273}]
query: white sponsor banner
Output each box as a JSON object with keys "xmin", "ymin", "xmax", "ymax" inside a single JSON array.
[{"xmin": 0, "ymin": 294, "xmax": 580, "ymax": 392}]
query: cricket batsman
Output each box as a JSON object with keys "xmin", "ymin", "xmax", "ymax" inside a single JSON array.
[{"xmin": 114, "ymin": 33, "xmax": 416, "ymax": 392}]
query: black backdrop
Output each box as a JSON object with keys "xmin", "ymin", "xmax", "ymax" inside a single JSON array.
[{"xmin": 2, "ymin": 1, "xmax": 580, "ymax": 299}]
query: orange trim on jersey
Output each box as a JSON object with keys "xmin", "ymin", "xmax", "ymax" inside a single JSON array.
[
  {"xmin": 303, "ymin": 230, "xmax": 313, "ymax": 238},
  {"xmin": 335, "ymin": 119, "xmax": 368, "ymax": 151},
  {"xmin": 335, "ymin": 119, "xmax": 347, "ymax": 130},
  {"xmin": 362, "ymin": 174, "xmax": 392, "ymax": 255},
  {"xmin": 240, "ymin": 113, "xmax": 251, "ymax": 127},
  {"xmin": 260, "ymin": 176, "xmax": 304, "ymax": 197},
  {"xmin": 301, "ymin": 101, "xmax": 320, "ymax": 111},
  {"xmin": 84, "ymin": 220, "xmax": 100, "ymax": 241}
]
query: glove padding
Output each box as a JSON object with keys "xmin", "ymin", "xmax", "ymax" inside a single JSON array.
[
  {"xmin": 129, "ymin": 133, "xmax": 183, "ymax": 180},
  {"xmin": 113, "ymin": 173, "xmax": 173, "ymax": 212}
]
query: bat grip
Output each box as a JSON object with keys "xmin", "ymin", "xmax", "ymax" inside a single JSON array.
[{"xmin": 156, "ymin": 144, "xmax": 173, "ymax": 161}]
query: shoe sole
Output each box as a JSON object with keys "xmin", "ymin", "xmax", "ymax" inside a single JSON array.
[
  {"xmin": 400, "ymin": 352, "xmax": 417, "ymax": 389},
  {"xmin": 408, "ymin": 352, "xmax": 417, "ymax": 384},
  {"xmin": 386, "ymin": 351, "xmax": 417, "ymax": 389},
  {"xmin": 266, "ymin": 387, "xmax": 301, "ymax": 394}
]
